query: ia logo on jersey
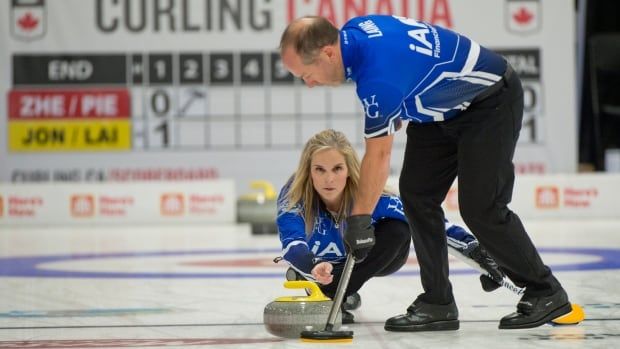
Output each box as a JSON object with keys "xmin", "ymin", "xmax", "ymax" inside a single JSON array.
[
  {"xmin": 363, "ymin": 95, "xmax": 380, "ymax": 119},
  {"xmin": 311, "ymin": 241, "xmax": 344, "ymax": 257},
  {"xmin": 394, "ymin": 16, "xmax": 441, "ymax": 58}
]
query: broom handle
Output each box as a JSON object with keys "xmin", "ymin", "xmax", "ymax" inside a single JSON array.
[{"xmin": 324, "ymin": 253, "xmax": 356, "ymax": 331}]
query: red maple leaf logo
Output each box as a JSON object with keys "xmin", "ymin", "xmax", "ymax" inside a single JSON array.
[
  {"xmin": 17, "ymin": 12, "xmax": 39, "ymax": 31},
  {"xmin": 513, "ymin": 7, "xmax": 534, "ymax": 25}
]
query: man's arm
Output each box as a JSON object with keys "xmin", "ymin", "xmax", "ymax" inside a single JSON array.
[{"xmin": 351, "ymin": 134, "xmax": 394, "ymax": 215}]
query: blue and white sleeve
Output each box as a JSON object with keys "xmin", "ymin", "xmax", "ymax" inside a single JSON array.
[
  {"xmin": 445, "ymin": 221, "xmax": 476, "ymax": 244},
  {"xmin": 276, "ymin": 185, "xmax": 317, "ymax": 280},
  {"xmin": 372, "ymin": 194, "xmax": 408, "ymax": 223}
]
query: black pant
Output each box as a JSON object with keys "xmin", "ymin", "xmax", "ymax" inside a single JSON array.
[
  {"xmin": 399, "ymin": 69, "xmax": 562, "ymax": 304},
  {"xmin": 320, "ymin": 219, "xmax": 411, "ymax": 299}
]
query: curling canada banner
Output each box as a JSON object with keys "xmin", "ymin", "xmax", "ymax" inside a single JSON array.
[{"xmin": 1, "ymin": 0, "xmax": 576, "ymax": 195}]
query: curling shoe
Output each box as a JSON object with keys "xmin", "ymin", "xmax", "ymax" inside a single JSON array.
[
  {"xmin": 342, "ymin": 292, "xmax": 361, "ymax": 311},
  {"xmin": 384, "ymin": 299, "xmax": 459, "ymax": 332},
  {"xmin": 341, "ymin": 306, "xmax": 355, "ymax": 324},
  {"xmin": 499, "ymin": 288, "xmax": 571, "ymax": 329}
]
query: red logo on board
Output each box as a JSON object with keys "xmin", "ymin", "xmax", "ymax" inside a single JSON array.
[
  {"xmin": 535, "ymin": 186, "xmax": 559, "ymax": 209},
  {"xmin": 71, "ymin": 195, "xmax": 95, "ymax": 217},
  {"xmin": 11, "ymin": 0, "xmax": 46, "ymax": 41},
  {"xmin": 161, "ymin": 193, "xmax": 184, "ymax": 216}
]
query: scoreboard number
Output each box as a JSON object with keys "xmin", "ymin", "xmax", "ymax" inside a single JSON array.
[
  {"xmin": 240, "ymin": 53, "xmax": 264, "ymax": 84},
  {"xmin": 270, "ymin": 53, "xmax": 294, "ymax": 84},
  {"xmin": 150, "ymin": 89, "xmax": 171, "ymax": 117},
  {"xmin": 179, "ymin": 54, "xmax": 203, "ymax": 84},
  {"xmin": 146, "ymin": 87, "xmax": 174, "ymax": 148},
  {"xmin": 210, "ymin": 53, "xmax": 233, "ymax": 84},
  {"xmin": 148, "ymin": 54, "xmax": 172, "ymax": 84}
]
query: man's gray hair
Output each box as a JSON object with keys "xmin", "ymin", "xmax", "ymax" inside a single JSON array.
[{"xmin": 279, "ymin": 16, "xmax": 339, "ymax": 64}]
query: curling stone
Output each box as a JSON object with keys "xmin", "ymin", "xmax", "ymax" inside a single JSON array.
[
  {"xmin": 264, "ymin": 280, "xmax": 342, "ymax": 339},
  {"xmin": 237, "ymin": 180, "xmax": 278, "ymax": 235}
]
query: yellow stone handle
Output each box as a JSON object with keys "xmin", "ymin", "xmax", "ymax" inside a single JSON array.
[
  {"xmin": 283, "ymin": 280, "xmax": 328, "ymax": 301},
  {"xmin": 250, "ymin": 180, "xmax": 276, "ymax": 200},
  {"xmin": 239, "ymin": 180, "xmax": 276, "ymax": 201}
]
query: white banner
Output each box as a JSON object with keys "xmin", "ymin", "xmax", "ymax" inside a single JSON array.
[
  {"xmin": 0, "ymin": 0, "xmax": 576, "ymax": 195},
  {"xmin": 389, "ymin": 174, "xmax": 620, "ymax": 220},
  {"xmin": 0, "ymin": 180, "xmax": 235, "ymax": 225}
]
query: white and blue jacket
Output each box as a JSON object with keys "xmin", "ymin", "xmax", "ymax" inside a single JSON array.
[{"xmin": 340, "ymin": 15, "xmax": 507, "ymax": 137}]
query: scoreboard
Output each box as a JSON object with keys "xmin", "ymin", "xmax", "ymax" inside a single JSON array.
[
  {"xmin": 9, "ymin": 49, "xmax": 544, "ymax": 152},
  {"xmin": 8, "ymin": 48, "xmax": 543, "ymax": 153},
  {"xmin": 8, "ymin": 52, "xmax": 364, "ymax": 153}
]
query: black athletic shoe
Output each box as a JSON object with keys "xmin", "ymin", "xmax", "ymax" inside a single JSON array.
[
  {"xmin": 342, "ymin": 292, "xmax": 361, "ymax": 311},
  {"xmin": 341, "ymin": 306, "xmax": 355, "ymax": 324},
  {"xmin": 384, "ymin": 299, "xmax": 459, "ymax": 332},
  {"xmin": 499, "ymin": 288, "xmax": 572, "ymax": 329}
]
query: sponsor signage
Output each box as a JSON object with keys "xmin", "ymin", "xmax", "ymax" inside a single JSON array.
[
  {"xmin": 388, "ymin": 174, "xmax": 620, "ymax": 220},
  {"xmin": 0, "ymin": 180, "xmax": 235, "ymax": 225}
]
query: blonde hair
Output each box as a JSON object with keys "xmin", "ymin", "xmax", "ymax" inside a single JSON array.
[{"xmin": 286, "ymin": 129, "xmax": 359, "ymax": 234}]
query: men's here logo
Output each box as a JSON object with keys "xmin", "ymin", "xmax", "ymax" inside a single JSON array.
[
  {"xmin": 161, "ymin": 193, "xmax": 184, "ymax": 216},
  {"xmin": 71, "ymin": 195, "xmax": 95, "ymax": 217},
  {"xmin": 536, "ymin": 186, "xmax": 559, "ymax": 209},
  {"xmin": 363, "ymin": 95, "xmax": 380, "ymax": 119}
]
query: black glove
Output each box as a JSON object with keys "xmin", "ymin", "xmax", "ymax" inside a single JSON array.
[
  {"xmin": 344, "ymin": 215, "xmax": 375, "ymax": 261},
  {"xmin": 468, "ymin": 243, "xmax": 505, "ymax": 283},
  {"xmin": 467, "ymin": 243, "xmax": 504, "ymax": 292}
]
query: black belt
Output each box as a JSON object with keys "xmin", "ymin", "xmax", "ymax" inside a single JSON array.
[{"xmin": 471, "ymin": 64, "xmax": 513, "ymax": 104}]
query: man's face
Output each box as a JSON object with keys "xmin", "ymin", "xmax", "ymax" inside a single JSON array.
[{"xmin": 281, "ymin": 45, "xmax": 344, "ymax": 88}]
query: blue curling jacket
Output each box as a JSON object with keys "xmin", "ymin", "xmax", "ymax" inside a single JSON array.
[
  {"xmin": 276, "ymin": 179, "xmax": 475, "ymax": 280},
  {"xmin": 340, "ymin": 15, "xmax": 507, "ymax": 137}
]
